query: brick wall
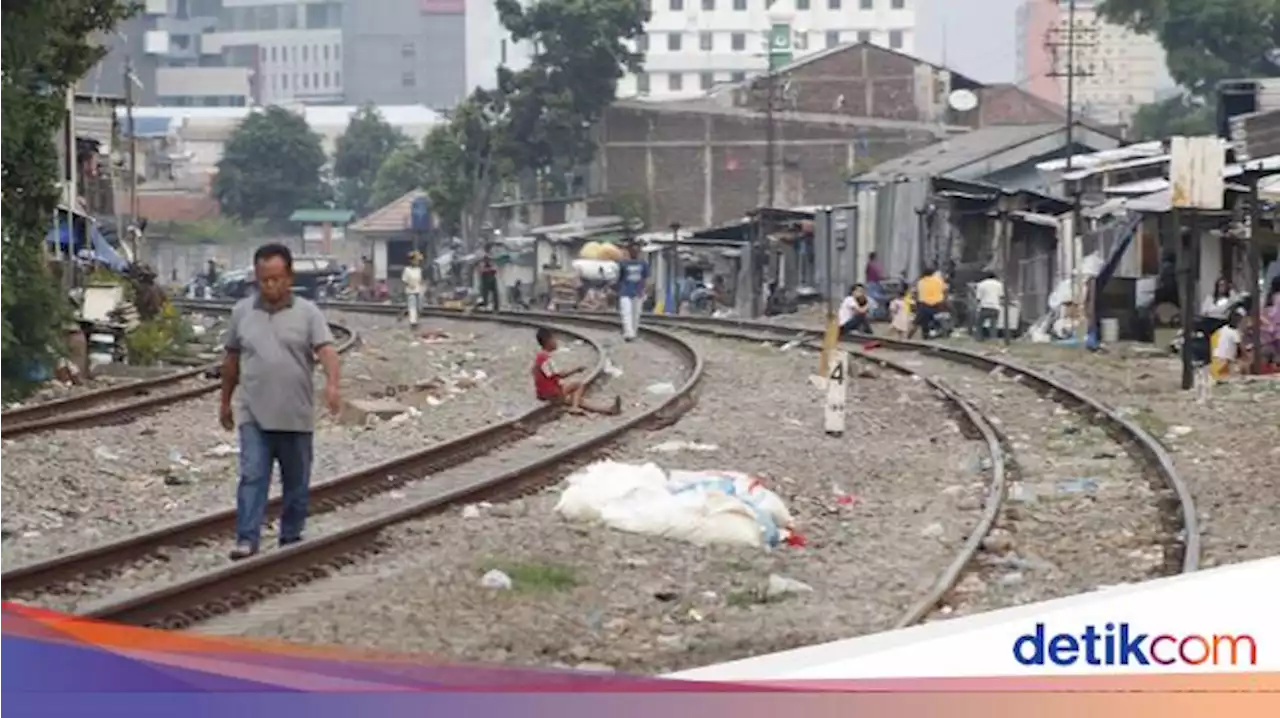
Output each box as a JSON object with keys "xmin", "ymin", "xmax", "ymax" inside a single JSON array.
[{"xmin": 599, "ymin": 104, "xmax": 937, "ymax": 228}]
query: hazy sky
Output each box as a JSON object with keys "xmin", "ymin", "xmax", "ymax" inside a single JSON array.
[{"xmin": 914, "ymin": 0, "xmax": 1024, "ymax": 84}]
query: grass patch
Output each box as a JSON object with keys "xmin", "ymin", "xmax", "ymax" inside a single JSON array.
[{"xmin": 482, "ymin": 560, "xmax": 580, "ymax": 593}]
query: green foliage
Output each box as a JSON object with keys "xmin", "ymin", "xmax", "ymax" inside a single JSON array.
[
  {"xmin": 369, "ymin": 143, "xmax": 431, "ymax": 212},
  {"xmin": 402, "ymin": 0, "xmax": 650, "ymax": 244},
  {"xmin": 124, "ymin": 302, "xmax": 188, "ymax": 366},
  {"xmin": 212, "ymin": 106, "xmax": 329, "ymax": 227},
  {"xmin": 1, "ymin": 0, "xmax": 138, "ymax": 401},
  {"xmin": 1098, "ymin": 0, "xmax": 1280, "ymax": 94},
  {"xmin": 333, "ymin": 105, "xmax": 409, "ymax": 216},
  {"xmin": 161, "ymin": 217, "xmax": 270, "ymax": 245},
  {"xmin": 1128, "ymin": 95, "xmax": 1217, "ymax": 140}
]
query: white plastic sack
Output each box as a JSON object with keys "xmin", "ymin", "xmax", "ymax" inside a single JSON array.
[
  {"xmin": 572, "ymin": 259, "xmax": 619, "ymax": 282},
  {"xmin": 554, "ymin": 460, "xmax": 795, "ymax": 549}
]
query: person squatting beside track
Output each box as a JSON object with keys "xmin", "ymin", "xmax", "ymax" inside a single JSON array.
[
  {"xmin": 220, "ymin": 243, "xmax": 344, "ymax": 560},
  {"xmin": 616, "ymin": 243, "xmax": 650, "ymax": 341},
  {"xmin": 533, "ymin": 327, "xmax": 621, "ymax": 415}
]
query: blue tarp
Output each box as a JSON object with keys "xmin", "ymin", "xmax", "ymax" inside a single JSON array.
[{"xmin": 45, "ymin": 221, "xmax": 130, "ymax": 272}]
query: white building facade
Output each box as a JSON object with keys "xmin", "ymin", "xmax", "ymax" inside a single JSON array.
[
  {"xmin": 464, "ymin": 0, "xmax": 536, "ymax": 92},
  {"xmin": 618, "ymin": 0, "xmax": 917, "ymax": 99},
  {"xmin": 138, "ymin": 0, "xmax": 345, "ymax": 107}
]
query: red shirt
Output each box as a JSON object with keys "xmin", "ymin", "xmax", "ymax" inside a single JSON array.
[{"xmin": 533, "ymin": 350, "xmax": 562, "ymax": 399}]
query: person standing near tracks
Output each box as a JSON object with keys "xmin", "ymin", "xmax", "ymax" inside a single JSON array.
[
  {"xmin": 616, "ymin": 243, "xmax": 649, "ymax": 341},
  {"xmin": 219, "ymin": 243, "xmax": 343, "ymax": 560},
  {"xmin": 401, "ymin": 251, "xmax": 426, "ymax": 327},
  {"xmin": 478, "ymin": 247, "xmax": 500, "ymax": 311}
]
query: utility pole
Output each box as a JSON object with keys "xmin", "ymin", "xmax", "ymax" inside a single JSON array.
[
  {"xmin": 764, "ymin": 3, "xmax": 795, "ymax": 209},
  {"xmin": 124, "ymin": 56, "xmax": 140, "ymax": 262},
  {"xmin": 1045, "ymin": 0, "xmax": 1098, "ymax": 336}
]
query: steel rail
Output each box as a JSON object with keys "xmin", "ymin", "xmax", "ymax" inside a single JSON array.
[
  {"xmin": 76, "ymin": 315, "xmax": 701, "ymax": 628},
  {"xmin": 1, "ymin": 312, "xmax": 610, "ymax": 600}
]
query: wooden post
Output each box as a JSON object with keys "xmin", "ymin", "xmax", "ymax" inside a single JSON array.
[
  {"xmin": 1000, "ymin": 209, "xmax": 1013, "ymax": 346},
  {"xmin": 1248, "ymin": 173, "xmax": 1264, "ymax": 375},
  {"xmin": 1178, "ymin": 210, "xmax": 1198, "ymax": 391}
]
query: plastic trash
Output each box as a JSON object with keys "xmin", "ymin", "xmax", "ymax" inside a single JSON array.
[
  {"xmin": 645, "ymin": 382, "xmax": 676, "ymax": 395},
  {"xmin": 480, "ymin": 569, "xmax": 512, "ymax": 590},
  {"xmin": 93, "ymin": 446, "xmax": 120, "ymax": 462},
  {"xmin": 555, "ymin": 460, "xmax": 797, "ymax": 550},
  {"xmin": 648, "ymin": 440, "xmax": 719, "ymax": 454},
  {"xmin": 765, "ymin": 574, "xmax": 814, "ymax": 600},
  {"xmin": 461, "ymin": 505, "xmax": 481, "ymax": 519}
]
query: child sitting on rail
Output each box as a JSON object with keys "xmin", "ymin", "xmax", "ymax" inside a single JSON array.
[{"xmin": 533, "ymin": 328, "xmax": 622, "ymax": 416}]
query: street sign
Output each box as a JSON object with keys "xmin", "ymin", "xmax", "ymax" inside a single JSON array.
[
  {"xmin": 824, "ymin": 350, "xmax": 848, "ymax": 437},
  {"xmin": 410, "ymin": 196, "xmax": 432, "ymax": 232}
]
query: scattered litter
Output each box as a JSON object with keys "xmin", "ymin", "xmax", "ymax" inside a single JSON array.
[
  {"xmin": 461, "ymin": 505, "xmax": 481, "ymax": 519},
  {"xmin": 1165, "ymin": 425, "xmax": 1194, "ymax": 438},
  {"xmin": 556, "ymin": 460, "xmax": 797, "ymax": 549},
  {"xmin": 93, "ymin": 446, "xmax": 120, "ymax": 462},
  {"xmin": 780, "ymin": 339, "xmax": 805, "ymax": 352},
  {"xmin": 425, "ymin": 396, "xmax": 443, "ymax": 407},
  {"xmin": 168, "ymin": 448, "xmax": 191, "ymax": 467},
  {"xmin": 480, "ymin": 569, "xmax": 513, "ymax": 590},
  {"xmin": 920, "ymin": 522, "xmax": 945, "ymax": 539},
  {"xmin": 603, "ymin": 359, "xmax": 624, "ymax": 378},
  {"xmin": 645, "ymin": 382, "xmax": 676, "ymax": 396},
  {"xmin": 204, "ymin": 443, "xmax": 238, "ymax": 458},
  {"xmin": 765, "ymin": 574, "xmax": 814, "ymax": 600},
  {"xmin": 1056, "ymin": 477, "xmax": 1100, "ymax": 494},
  {"xmin": 648, "ymin": 440, "xmax": 720, "ymax": 454}
]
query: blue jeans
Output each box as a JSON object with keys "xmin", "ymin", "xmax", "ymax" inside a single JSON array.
[{"xmin": 236, "ymin": 422, "xmax": 314, "ymax": 549}]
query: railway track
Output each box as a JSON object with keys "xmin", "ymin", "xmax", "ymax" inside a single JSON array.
[
  {"xmin": 612, "ymin": 312, "xmax": 1200, "ymax": 624},
  {"xmin": 3, "ymin": 306, "xmax": 704, "ymax": 632},
  {"xmin": 0, "ymin": 314, "xmax": 357, "ymax": 439}
]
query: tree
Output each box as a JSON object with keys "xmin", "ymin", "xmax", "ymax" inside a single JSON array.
[
  {"xmin": 2, "ymin": 0, "xmax": 136, "ymax": 399},
  {"xmin": 333, "ymin": 105, "xmax": 408, "ymax": 216},
  {"xmin": 1128, "ymin": 94, "xmax": 1216, "ymax": 140},
  {"xmin": 212, "ymin": 106, "xmax": 328, "ymax": 226},
  {"xmin": 368, "ymin": 143, "xmax": 430, "ymax": 212},
  {"xmin": 1099, "ymin": 0, "xmax": 1280, "ymax": 94}
]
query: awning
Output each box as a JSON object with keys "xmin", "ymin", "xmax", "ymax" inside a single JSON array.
[
  {"xmin": 1010, "ymin": 210, "xmax": 1060, "ymax": 228},
  {"xmin": 45, "ymin": 219, "xmax": 129, "ymax": 272}
]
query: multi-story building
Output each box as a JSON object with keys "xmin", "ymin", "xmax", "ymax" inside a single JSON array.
[
  {"xmin": 342, "ymin": 0, "xmax": 467, "ymax": 109},
  {"xmin": 88, "ymin": 1, "xmax": 467, "ymax": 110},
  {"xmin": 464, "ymin": 0, "xmax": 535, "ymax": 93},
  {"xmin": 1014, "ymin": 0, "xmax": 1173, "ymax": 125},
  {"xmin": 617, "ymin": 0, "xmax": 917, "ymax": 99}
]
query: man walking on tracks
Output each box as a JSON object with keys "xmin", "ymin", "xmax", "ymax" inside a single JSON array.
[
  {"xmin": 219, "ymin": 243, "xmax": 343, "ymax": 560},
  {"xmin": 478, "ymin": 247, "xmax": 500, "ymax": 311},
  {"xmin": 616, "ymin": 242, "xmax": 649, "ymax": 341}
]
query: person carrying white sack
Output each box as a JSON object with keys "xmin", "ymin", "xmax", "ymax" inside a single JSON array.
[
  {"xmin": 615, "ymin": 242, "xmax": 650, "ymax": 341},
  {"xmin": 401, "ymin": 251, "xmax": 426, "ymax": 327}
]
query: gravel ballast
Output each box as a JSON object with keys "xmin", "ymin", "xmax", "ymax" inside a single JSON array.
[
  {"xmin": 1, "ymin": 312, "xmax": 588, "ymax": 567},
  {"xmin": 196, "ymin": 332, "xmax": 988, "ymax": 675}
]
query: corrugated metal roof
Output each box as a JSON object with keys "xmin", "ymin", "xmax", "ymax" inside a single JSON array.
[
  {"xmin": 349, "ymin": 190, "xmax": 423, "ymax": 234},
  {"xmin": 851, "ymin": 123, "xmax": 1064, "ymax": 183}
]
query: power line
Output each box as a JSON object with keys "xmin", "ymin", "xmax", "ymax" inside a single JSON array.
[{"xmin": 1044, "ymin": 0, "xmax": 1099, "ymax": 170}]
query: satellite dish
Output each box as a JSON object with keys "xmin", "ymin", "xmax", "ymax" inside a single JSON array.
[{"xmin": 948, "ymin": 89, "xmax": 978, "ymax": 112}]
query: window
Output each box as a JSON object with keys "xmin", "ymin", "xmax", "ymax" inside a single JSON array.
[
  {"xmin": 334, "ymin": 71, "xmax": 341, "ymax": 86},
  {"xmin": 794, "ymin": 33, "xmax": 809, "ymax": 50},
  {"xmin": 702, "ymin": 0, "xmax": 714, "ymax": 8},
  {"xmin": 669, "ymin": 73, "xmax": 683, "ymax": 91},
  {"xmin": 668, "ymin": 33, "xmax": 682, "ymax": 51},
  {"xmin": 312, "ymin": 72, "xmax": 319, "ymax": 88},
  {"xmin": 700, "ymin": 72, "xmax": 714, "ymax": 90},
  {"xmin": 323, "ymin": 45, "xmax": 329, "ymax": 61},
  {"xmin": 301, "ymin": 73, "xmax": 309, "ymax": 88},
  {"xmin": 733, "ymin": 0, "xmax": 746, "ymax": 9},
  {"xmin": 401, "ymin": 71, "xmax": 415, "ymax": 87},
  {"xmin": 857, "ymin": 30, "xmax": 871, "ymax": 43},
  {"xmin": 731, "ymin": 71, "xmax": 745, "ymax": 82},
  {"xmin": 323, "ymin": 72, "xmax": 330, "ymax": 87},
  {"xmin": 829, "ymin": 0, "xmax": 842, "ymax": 9},
  {"xmin": 270, "ymin": 46, "xmax": 278, "ymax": 62},
  {"xmin": 637, "ymin": 34, "xmax": 649, "ymax": 52},
  {"xmin": 334, "ymin": 44, "xmax": 341, "ymax": 61},
  {"xmin": 797, "ymin": 0, "xmax": 809, "ymax": 7},
  {"xmin": 859, "ymin": 0, "xmax": 871, "ymax": 8},
  {"xmin": 281, "ymin": 5, "xmax": 298, "ymax": 29},
  {"xmin": 500, "ymin": 39, "xmax": 508, "ymax": 64},
  {"xmin": 891, "ymin": 0, "xmax": 905, "ymax": 8},
  {"xmin": 302, "ymin": 45, "xmax": 308, "ymax": 61},
  {"xmin": 637, "ymin": 72, "xmax": 650, "ymax": 95},
  {"xmin": 889, "ymin": 29, "xmax": 903, "ymax": 49},
  {"xmin": 402, "ymin": 42, "xmax": 415, "ymax": 58},
  {"xmin": 825, "ymin": 30, "xmax": 840, "ymax": 47},
  {"xmin": 731, "ymin": 32, "xmax": 745, "ymax": 51},
  {"xmin": 282, "ymin": 74, "xmax": 289, "ymax": 88},
  {"xmin": 669, "ymin": 0, "xmax": 683, "ymax": 9},
  {"xmin": 699, "ymin": 32, "xmax": 713, "ymax": 51}
]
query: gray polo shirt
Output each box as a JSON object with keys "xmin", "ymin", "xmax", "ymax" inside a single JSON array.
[{"xmin": 224, "ymin": 293, "xmax": 334, "ymax": 432}]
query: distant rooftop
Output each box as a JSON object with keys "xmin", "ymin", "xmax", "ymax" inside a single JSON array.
[{"xmin": 116, "ymin": 104, "xmax": 445, "ymax": 129}]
